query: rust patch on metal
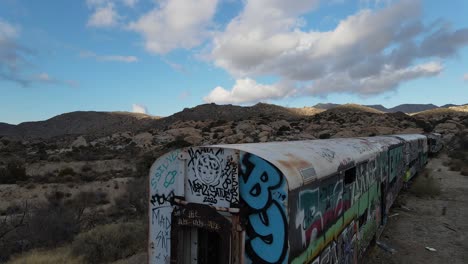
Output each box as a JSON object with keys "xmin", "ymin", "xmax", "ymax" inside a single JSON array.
[{"xmin": 277, "ymin": 153, "xmax": 313, "ymax": 173}]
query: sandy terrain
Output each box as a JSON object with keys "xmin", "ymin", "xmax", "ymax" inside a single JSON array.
[{"xmin": 364, "ymin": 154, "xmax": 468, "ymax": 264}]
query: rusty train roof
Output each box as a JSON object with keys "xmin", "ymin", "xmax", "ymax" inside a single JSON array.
[{"xmin": 209, "ymin": 135, "xmax": 423, "ymax": 191}]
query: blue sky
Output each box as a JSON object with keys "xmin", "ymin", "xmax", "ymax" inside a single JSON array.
[{"xmin": 0, "ymin": 0, "xmax": 467, "ymax": 124}]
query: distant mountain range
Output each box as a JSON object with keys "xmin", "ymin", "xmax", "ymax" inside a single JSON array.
[
  {"xmin": 0, "ymin": 102, "xmax": 466, "ymax": 139},
  {"xmin": 313, "ymin": 103, "xmax": 467, "ymax": 113},
  {"xmin": 0, "ymin": 103, "xmax": 309, "ymax": 139}
]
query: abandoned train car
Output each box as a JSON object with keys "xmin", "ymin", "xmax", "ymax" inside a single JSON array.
[{"xmin": 148, "ymin": 134, "xmax": 434, "ymax": 264}]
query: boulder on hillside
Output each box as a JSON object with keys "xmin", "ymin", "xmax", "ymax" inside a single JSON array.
[
  {"xmin": 166, "ymin": 127, "xmax": 201, "ymax": 138},
  {"xmin": 258, "ymin": 124, "xmax": 273, "ymax": 132},
  {"xmin": 132, "ymin": 132, "xmax": 153, "ymax": 147},
  {"xmin": 270, "ymin": 120, "xmax": 290, "ymax": 130},
  {"xmin": 434, "ymin": 122, "xmax": 458, "ymax": 133},
  {"xmin": 184, "ymin": 135, "xmax": 204, "ymax": 145},
  {"xmin": 235, "ymin": 121, "xmax": 256, "ymax": 134},
  {"xmin": 71, "ymin": 136, "xmax": 88, "ymax": 148}
]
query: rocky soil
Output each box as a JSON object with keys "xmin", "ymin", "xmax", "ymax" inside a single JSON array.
[{"xmin": 364, "ymin": 154, "xmax": 468, "ymax": 264}]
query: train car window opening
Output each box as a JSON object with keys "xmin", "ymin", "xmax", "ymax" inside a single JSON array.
[
  {"xmin": 344, "ymin": 167, "xmax": 356, "ymax": 185},
  {"xmin": 359, "ymin": 208, "xmax": 368, "ymax": 227}
]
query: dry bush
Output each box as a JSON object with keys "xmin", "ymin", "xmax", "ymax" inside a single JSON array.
[
  {"xmin": 71, "ymin": 221, "xmax": 146, "ymax": 264},
  {"xmin": 0, "ymin": 203, "xmax": 29, "ymax": 262},
  {"xmin": 7, "ymin": 246, "xmax": 84, "ymax": 264},
  {"xmin": 113, "ymin": 178, "xmax": 148, "ymax": 218},
  {"xmin": 0, "ymin": 160, "xmax": 28, "ymax": 184},
  {"xmin": 1, "ymin": 187, "xmax": 118, "ymax": 261},
  {"xmin": 58, "ymin": 167, "xmax": 75, "ymax": 177},
  {"xmin": 164, "ymin": 136, "xmax": 191, "ymax": 150},
  {"xmin": 461, "ymin": 169, "xmax": 468, "ymax": 176},
  {"xmin": 410, "ymin": 170, "xmax": 441, "ymax": 197},
  {"xmin": 28, "ymin": 202, "xmax": 80, "ymax": 248}
]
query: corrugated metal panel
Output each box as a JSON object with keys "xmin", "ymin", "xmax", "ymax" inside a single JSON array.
[
  {"xmin": 392, "ymin": 134, "xmax": 428, "ymax": 152},
  {"xmin": 210, "ymin": 136, "xmax": 404, "ymax": 191}
]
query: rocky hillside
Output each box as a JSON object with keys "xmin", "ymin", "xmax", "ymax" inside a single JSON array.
[
  {"xmin": 314, "ymin": 103, "xmax": 467, "ymax": 113},
  {"xmin": 2, "ymin": 102, "xmax": 467, "ymax": 140},
  {"xmin": 0, "ymin": 111, "xmax": 161, "ymax": 139},
  {"xmin": 0, "ymin": 103, "xmax": 322, "ymax": 139}
]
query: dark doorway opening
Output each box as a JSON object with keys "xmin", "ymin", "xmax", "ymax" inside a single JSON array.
[
  {"xmin": 175, "ymin": 227, "xmax": 228, "ymax": 264},
  {"xmin": 198, "ymin": 229, "xmax": 223, "ymax": 264}
]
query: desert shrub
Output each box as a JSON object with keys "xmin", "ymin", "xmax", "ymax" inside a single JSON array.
[
  {"xmin": 80, "ymin": 173, "xmax": 96, "ymax": 182},
  {"xmin": 29, "ymin": 204, "xmax": 80, "ymax": 248},
  {"xmin": 164, "ymin": 137, "xmax": 191, "ymax": 149},
  {"xmin": 113, "ymin": 178, "xmax": 148, "ymax": 217},
  {"xmin": 448, "ymin": 151, "xmax": 466, "ymax": 161},
  {"xmin": 81, "ymin": 164, "xmax": 92, "ymax": 172},
  {"xmin": 3, "ymin": 204, "xmax": 22, "ymax": 215},
  {"xmin": 58, "ymin": 167, "xmax": 75, "ymax": 177},
  {"xmin": 32, "ymin": 172, "xmax": 55, "ymax": 184},
  {"xmin": 25, "ymin": 182, "xmax": 36, "ymax": 189},
  {"xmin": 0, "ymin": 160, "xmax": 28, "ymax": 184},
  {"xmin": 26, "ymin": 188, "xmax": 113, "ymax": 252},
  {"xmin": 1, "ymin": 196, "xmax": 84, "ymax": 261},
  {"xmin": 210, "ymin": 119, "xmax": 228, "ymax": 128},
  {"xmin": 0, "ymin": 203, "xmax": 30, "ymax": 261},
  {"xmin": 8, "ymin": 247, "xmax": 85, "ymax": 264},
  {"xmin": 414, "ymin": 119, "xmax": 432, "ymax": 132},
  {"xmin": 410, "ymin": 170, "xmax": 441, "ymax": 197},
  {"xmin": 448, "ymin": 159, "xmax": 464, "ymax": 172},
  {"xmin": 71, "ymin": 221, "xmax": 146, "ymax": 263},
  {"xmin": 461, "ymin": 169, "xmax": 468, "ymax": 176},
  {"xmin": 135, "ymin": 152, "xmax": 162, "ymax": 178},
  {"xmin": 8, "ymin": 246, "xmax": 84, "ymax": 264},
  {"xmin": 62, "ymin": 175, "xmax": 75, "ymax": 182}
]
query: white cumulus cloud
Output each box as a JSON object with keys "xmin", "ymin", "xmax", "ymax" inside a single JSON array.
[
  {"xmin": 306, "ymin": 62, "xmax": 443, "ymax": 96},
  {"xmin": 132, "ymin": 104, "xmax": 148, "ymax": 114},
  {"xmin": 204, "ymin": 78, "xmax": 296, "ymax": 104},
  {"xmin": 87, "ymin": 3, "xmax": 120, "ymax": 28},
  {"xmin": 204, "ymin": 0, "xmax": 468, "ymax": 103},
  {"xmin": 127, "ymin": 0, "xmax": 218, "ymax": 54}
]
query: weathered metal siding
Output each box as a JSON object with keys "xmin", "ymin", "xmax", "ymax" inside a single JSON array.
[
  {"xmin": 286, "ymin": 137, "xmax": 404, "ymax": 264},
  {"xmin": 149, "ymin": 134, "xmax": 429, "ymax": 264},
  {"xmin": 213, "ymin": 138, "xmax": 392, "ymax": 191},
  {"xmin": 149, "ymin": 149, "xmax": 182, "ymax": 264},
  {"xmin": 392, "ymin": 134, "xmax": 428, "ymax": 182},
  {"xmin": 427, "ymin": 133, "xmax": 443, "ymax": 153},
  {"xmin": 148, "ymin": 147, "xmax": 241, "ymax": 264}
]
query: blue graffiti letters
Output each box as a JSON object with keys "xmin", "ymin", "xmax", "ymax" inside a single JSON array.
[
  {"xmin": 247, "ymin": 201, "xmax": 288, "ymax": 263},
  {"xmin": 240, "ymin": 153, "xmax": 288, "ymax": 264},
  {"xmin": 240, "ymin": 154, "xmax": 281, "ymax": 211}
]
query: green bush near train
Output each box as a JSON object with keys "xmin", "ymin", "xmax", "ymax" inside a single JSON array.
[{"xmin": 71, "ymin": 221, "xmax": 146, "ymax": 264}]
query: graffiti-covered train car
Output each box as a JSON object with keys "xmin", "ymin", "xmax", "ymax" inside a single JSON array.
[{"xmin": 148, "ymin": 134, "xmax": 430, "ymax": 264}]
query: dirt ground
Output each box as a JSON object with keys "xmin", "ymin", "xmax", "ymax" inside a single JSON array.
[{"xmin": 363, "ymin": 154, "xmax": 468, "ymax": 264}]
